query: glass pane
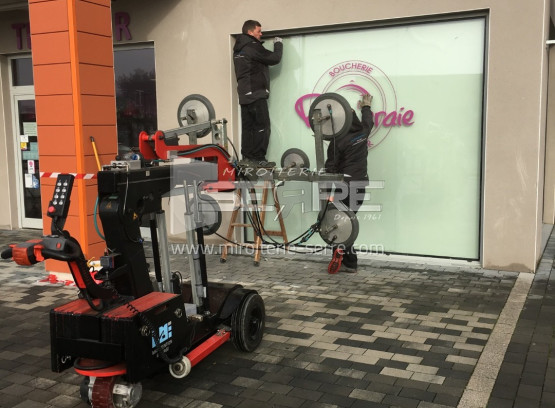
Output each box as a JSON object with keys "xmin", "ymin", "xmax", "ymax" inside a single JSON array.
[
  {"xmin": 114, "ymin": 47, "xmax": 157, "ymax": 149},
  {"xmin": 17, "ymin": 99, "xmax": 41, "ymax": 219},
  {"xmin": 264, "ymin": 18, "xmax": 485, "ymax": 259},
  {"xmin": 11, "ymin": 58, "xmax": 34, "ymax": 86}
]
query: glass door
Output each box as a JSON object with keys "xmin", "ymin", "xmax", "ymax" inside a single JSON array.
[{"xmin": 13, "ymin": 95, "xmax": 42, "ymax": 229}]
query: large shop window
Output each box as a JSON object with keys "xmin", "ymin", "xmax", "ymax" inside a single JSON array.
[
  {"xmin": 265, "ymin": 18, "xmax": 485, "ymax": 259},
  {"xmin": 114, "ymin": 46, "xmax": 157, "ymax": 149}
]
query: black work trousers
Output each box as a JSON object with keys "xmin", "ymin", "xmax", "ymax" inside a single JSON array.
[
  {"xmin": 339, "ymin": 187, "xmax": 365, "ymax": 268},
  {"xmin": 240, "ymin": 99, "xmax": 271, "ymax": 161}
]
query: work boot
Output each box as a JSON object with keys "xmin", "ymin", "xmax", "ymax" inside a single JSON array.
[
  {"xmin": 328, "ymin": 248, "xmax": 344, "ymax": 274},
  {"xmin": 238, "ymin": 157, "xmax": 256, "ymax": 167},
  {"xmin": 256, "ymin": 159, "xmax": 276, "ymax": 168},
  {"xmin": 339, "ymin": 263, "xmax": 357, "ymax": 273}
]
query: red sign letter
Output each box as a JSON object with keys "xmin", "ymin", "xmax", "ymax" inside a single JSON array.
[
  {"xmin": 12, "ymin": 23, "xmax": 31, "ymax": 50},
  {"xmin": 114, "ymin": 12, "xmax": 131, "ymax": 41}
]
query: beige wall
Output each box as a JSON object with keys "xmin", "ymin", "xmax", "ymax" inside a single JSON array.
[
  {"xmin": 0, "ymin": 0, "xmax": 552, "ymax": 271},
  {"xmin": 544, "ymin": 47, "xmax": 555, "ymax": 225},
  {"xmin": 111, "ymin": 0, "xmax": 551, "ymax": 272}
]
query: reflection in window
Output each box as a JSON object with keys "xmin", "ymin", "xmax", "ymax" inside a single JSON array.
[{"xmin": 114, "ymin": 47, "xmax": 157, "ymax": 149}]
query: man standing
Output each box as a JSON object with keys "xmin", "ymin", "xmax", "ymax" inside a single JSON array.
[
  {"xmin": 326, "ymin": 94, "xmax": 374, "ymax": 273},
  {"xmin": 233, "ymin": 20, "xmax": 283, "ymax": 167}
]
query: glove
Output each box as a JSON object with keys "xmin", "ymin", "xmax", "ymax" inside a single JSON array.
[
  {"xmin": 274, "ymin": 37, "xmax": 283, "ymax": 43},
  {"xmin": 361, "ymin": 94, "xmax": 373, "ymax": 107}
]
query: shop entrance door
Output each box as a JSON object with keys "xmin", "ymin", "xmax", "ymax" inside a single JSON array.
[{"xmin": 13, "ymin": 95, "xmax": 42, "ymax": 229}]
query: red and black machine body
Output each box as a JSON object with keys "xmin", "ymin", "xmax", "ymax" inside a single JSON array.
[
  {"xmin": 50, "ymin": 292, "xmax": 189, "ymax": 383},
  {"xmin": 2, "ymin": 157, "xmax": 264, "ymax": 407},
  {"xmin": 138, "ymin": 128, "xmax": 236, "ymax": 192}
]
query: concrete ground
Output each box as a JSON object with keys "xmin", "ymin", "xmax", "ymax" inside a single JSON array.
[{"xmin": 0, "ymin": 227, "xmax": 553, "ymax": 408}]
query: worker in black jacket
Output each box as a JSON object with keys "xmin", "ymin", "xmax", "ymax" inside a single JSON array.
[
  {"xmin": 233, "ymin": 20, "xmax": 283, "ymax": 167},
  {"xmin": 326, "ymin": 94, "xmax": 374, "ymax": 273}
]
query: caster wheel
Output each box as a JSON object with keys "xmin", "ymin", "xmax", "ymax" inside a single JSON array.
[
  {"xmin": 220, "ymin": 258, "xmax": 227, "ymax": 263},
  {"xmin": 254, "ymin": 261, "xmax": 260, "ymax": 267},
  {"xmin": 169, "ymin": 356, "xmax": 192, "ymax": 379},
  {"xmin": 79, "ymin": 376, "xmax": 91, "ymax": 404},
  {"xmin": 91, "ymin": 376, "xmax": 117, "ymax": 408},
  {"xmin": 232, "ymin": 293, "xmax": 265, "ymax": 352},
  {"xmin": 90, "ymin": 376, "xmax": 142, "ymax": 408}
]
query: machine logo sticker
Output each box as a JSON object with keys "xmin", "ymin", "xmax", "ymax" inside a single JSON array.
[
  {"xmin": 295, "ymin": 60, "xmax": 415, "ymax": 149},
  {"xmin": 152, "ymin": 321, "xmax": 173, "ymax": 350}
]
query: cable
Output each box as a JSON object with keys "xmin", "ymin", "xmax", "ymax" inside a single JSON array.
[
  {"xmin": 224, "ymin": 169, "xmax": 332, "ymax": 252},
  {"xmin": 225, "ymin": 136, "xmax": 240, "ymax": 161},
  {"xmin": 175, "ymin": 144, "xmax": 231, "ymax": 160},
  {"xmin": 124, "ymin": 300, "xmax": 186, "ymax": 365},
  {"xmin": 94, "ymin": 197, "xmax": 106, "ymax": 240},
  {"xmin": 212, "ymin": 229, "xmax": 328, "ymax": 254}
]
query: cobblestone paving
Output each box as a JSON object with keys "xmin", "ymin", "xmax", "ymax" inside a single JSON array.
[
  {"xmin": 0, "ymin": 229, "xmax": 519, "ymax": 407},
  {"xmin": 487, "ymin": 234, "xmax": 555, "ymax": 408}
]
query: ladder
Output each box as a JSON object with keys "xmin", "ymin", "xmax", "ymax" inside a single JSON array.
[{"xmin": 220, "ymin": 180, "xmax": 288, "ymax": 266}]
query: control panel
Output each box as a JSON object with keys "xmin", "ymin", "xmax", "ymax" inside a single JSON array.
[{"xmin": 47, "ymin": 174, "xmax": 75, "ymax": 219}]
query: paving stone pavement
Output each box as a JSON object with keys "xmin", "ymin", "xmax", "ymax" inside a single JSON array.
[{"xmin": 0, "ymin": 228, "xmax": 552, "ymax": 408}]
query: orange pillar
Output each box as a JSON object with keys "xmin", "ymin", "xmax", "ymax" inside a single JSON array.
[{"xmin": 28, "ymin": 0, "xmax": 117, "ymax": 273}]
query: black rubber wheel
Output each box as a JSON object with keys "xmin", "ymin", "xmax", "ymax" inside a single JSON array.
[
  {"xmin": 308, "ymin": 93, "xmax": 353, "ymax": 141},
  {"xmin": 79, "ymin": 376, "xmax": 91, "ymax": 405},
  {"xmin": 231, "ymin": 293, "xmax": 265, "ymax": 352},
  {"xmin": 177, "ymin": 94, "xmax": 216, "ymax": 138},
  {"xmin": 281, "ymin": 148, "xmax": 310, "ymax": 169},
  {"xmin": 220, "ymin": 258, "xmax": 227, "ymax": 263}
]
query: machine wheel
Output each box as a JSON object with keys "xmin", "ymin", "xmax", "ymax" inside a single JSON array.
[
  {"xmin": 90, "ymin": 376, "xmax": 142, "ymax": 408},
  {"xmin": 231, "ymin": 293, "xmax": 265, "ymax": 352},
  {"xmin": 91, "ymin": 376, "xmax": 117, "ymax": 408},
  {"xmin": 308, "ymin": 93, "xmax": 353, "ymax": 140},
  {"xmin": 169, "ymin": 356, "xmax": 192, "ymax": 379},
  {"xmin": 281, "ymin": 148, "xmax": 310, "ymax": 169},
  {"xmin": 177, "ymin": 94, "xmax": 216, "ymax": 137},
  {"xmin": 79, "ymin": 376, "xmax": 91, "ymax": 405}
]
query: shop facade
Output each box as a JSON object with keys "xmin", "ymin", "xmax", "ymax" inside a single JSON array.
[{"xmin": 0, "ymin": 0, "xmax": 553, "ymax": 272}]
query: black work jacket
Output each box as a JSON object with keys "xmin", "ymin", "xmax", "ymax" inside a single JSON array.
[
  {"xmin": 233, "ymin": 34, "xmax": 283, "ymax": 105},
  {"xmin": 325, "ymin": 106, "xmax": 374, "ymax": 184}
]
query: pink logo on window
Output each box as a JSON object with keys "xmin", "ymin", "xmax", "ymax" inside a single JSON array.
[{"xmin": 295, "ymin": 60, "xmax": 415, "ymax": 150}]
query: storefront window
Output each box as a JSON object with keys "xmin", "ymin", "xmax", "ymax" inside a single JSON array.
[
  {"xmin": 114, "ymin": 46, "xmax": 157, "ymax": 149},
  {"xmin": 11, "ymin": 57, "xmax": 33, "ymax": 86},
  {"xmin": 265, "ymin": 18, "xmax": 485, "ymax": 259}
]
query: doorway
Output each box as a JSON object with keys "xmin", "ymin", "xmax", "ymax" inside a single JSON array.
[
  {"xmin": 13, "ymin": 94, "xmax": 41, "ymax": 229},
  {"xmin": 10, "ymin": 56, "xmax": 41, "ymax": 229}
]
